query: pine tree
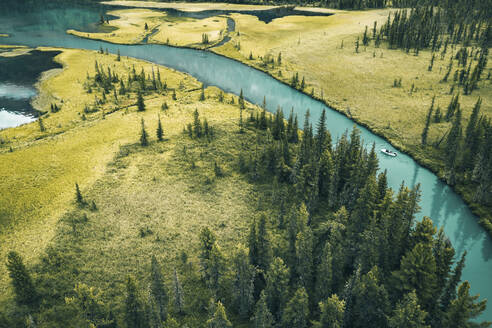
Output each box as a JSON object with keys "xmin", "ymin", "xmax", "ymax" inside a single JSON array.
[
  {"xmin": 443, "ymin": 281, "xmax": 488, "ymax": 327},
  {"xmin": 207, "ymin": 301, "xmax": 232, "ymax": 328},
  {"xmin": 75, "ymin": 182, "xmax": 84, "ymax": 205},
  {"xmin": 314, "ymin": 242, "xmax": 333, "ymax": 305},
  {"xmin": 388, "ymin": 291, "xmax": 429, "ymax": 328},
  {"xmin": 315, "ymin": 108, "xmax": 330, "ymax": 157},
  {"xmin": 125, "ymin": 276, "xmax": 147, "ymax": 328},
  {"xmin": 200, "ymin": 85, "xmax": 205, "ymax": 101},
  {"xmin": 137, "ymin": 92, "xmax": 145, "ymax": 111},
  {"xmin": 441, "ymin": 251, "xmax": 467, "ymax": 311},
  {"xmin": 421, "ymin": 97, "xmax": 434, "ymax": 145},
  {"xmin": 295, "ymin": 227, "xmax": 313, "ymax": 291},
  {"xmin": 256, "ymin": 215, "xmax": 273, "ymax": 274},
  {"xmin": 156, "ymin": 114, "xmax": 164, "ymax": 141},
  {"xmin": 232, "ymin": 246, "xmax": 255, "ymax": 319},
  {"xmin": 150, "ymin": 256, "xmax": 168, "ymax": 321},
  {"xmin": 38, "ymin": 117, "xmax": 45, "ymax": 132},
  {"xmin": 351, "ymin": 266, "xmax": 390, "ymax": 328},
  {"xmin": 265, "ymin": 257, "xmax": 290, "ymax": 320},
  {"xmin": 173, "ymin": 268, "xmax": 185, "ymax": 314},
  {"xmin": 193, "ymin": 108, "xmax": 202, "ymax": 138},
  {"xmin": 239, "ymin": 89, "xmax": 245, "ymax": 109},
  {"xmin": 252, "ymin": 291, "xmax": 274, "ymax": 328},
  {"xmin": 392, "ymin": 243, "xmax": 438, "ymax": 312},
  {"xmin": 444, "ymin": 107, "xmax": 462, "ymax": 185},
  {"xmin": 140, "ymin": 118, "xmax": 149, "ymax": 147},
  {"xmin": 6, "ymin": 251, "xmax": 38, "ymax": 308},
  {"xmin": 313, "ymin": 294, "xmax": 345, "ymax": 328},
  {"xmin": 281, "ymin": 288, "xmax": 309, "ymax": 328}
]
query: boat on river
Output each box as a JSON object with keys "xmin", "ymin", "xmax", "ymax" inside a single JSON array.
[{"xmin": 381, "ymin": 148, "xmax": 397, "ymax": 157}]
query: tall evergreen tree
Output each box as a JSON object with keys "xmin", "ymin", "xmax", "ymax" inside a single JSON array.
[
  {"xmin": 313, "ymin": 294, "xmax": 345, "ymax": 328},
  {"xmin": 207, "ymin": 301, "xmax": 232, "ymax": 328},
  {"xmin": 137, "ymin": 92, "xmax": 146, "ymax": 111},
  {"xmin": 156, "ymin": 114, "xmax": 164, "ymax": 141},
  {"xmin": 140, "ymin": 118, "xmax": 149, "ymax": 147},
  {"xmin": 421, "ymin": 97, "xmax": 435, "ymax": 145},
  {"xmin": 252, "ymin": 290, "xmax": 274, "ymax": 328},
  {"xmin": 173, "ymin": 268, "xmax": 185, "ymax": 314},
  {"xmin": 314, "ymin": 242, "xmax": 333, "ymax": 305},
  {"xmin": 281, "ymin": 288, "xmax": 309, "ymax": 328},
  {"xmin": 6, "ymin": 251, "xmax": 38, "ymax": 308},
  {"xmin": 125, "ymin": 276, "xmax": 147, "ymax": 328},
  {"xmin": 232, "ymin": 246, "xmax": 255, "ymax": 318},
  {"xmin": 388, "ymin": 291, "xmax": 429, "ymax": 328},
  {"xmin": 150, "ymin": 256, "xmax": 168, "ymax": 321},
  {"xmin": 265, "ymin": 257, "xmax": 290, "ymax": 321},
  {"xmin": 443, "ymin": 281, "xmax": 489, "ymax": 328}
]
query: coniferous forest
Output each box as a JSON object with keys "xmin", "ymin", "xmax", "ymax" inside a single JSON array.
[{"xmin": 2, "ymin": 105, "xmax": 490, "ymax": 327}]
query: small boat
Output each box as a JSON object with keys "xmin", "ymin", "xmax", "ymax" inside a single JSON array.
[{"xmin": 381, "ymin": 148, "xmax": 397, "ymax": 157}]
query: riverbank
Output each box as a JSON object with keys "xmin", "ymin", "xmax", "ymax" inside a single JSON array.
[
  {"xmin": 0, "ymin": 47, "xmax": 260, "ymax": 298},
  {"xmin": 68, "ymin": 8, "xmax": 229, "ymax": 48}
]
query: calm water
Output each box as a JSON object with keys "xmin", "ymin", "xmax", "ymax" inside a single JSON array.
[
  {"xmin": 1, "ymin": 2, "xmax": 491, "ymax": 320},
  {"xmin": 0, "ymin": 50, "xmax": 61, "ymax": 129}
]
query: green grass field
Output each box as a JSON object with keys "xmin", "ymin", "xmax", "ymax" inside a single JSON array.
[{"xmin": 0, "ymin": 47, "xmax": 262, "ymax": 302}]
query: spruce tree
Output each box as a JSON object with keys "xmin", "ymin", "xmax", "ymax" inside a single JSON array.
[
  {"xmin": 351, "ymin": 266, "xmax": 390, "ymax": 328},
  {"xmin": 137, "ymin": 92, "xmax": 145, "ymax": 111},
  {"xmin": 392, "ymin": 243, "xmax": 438, "ymax": 312},
  {"xmin": 140, "ymin": 118, "xmax": 149, "ymax": 147},
  {"xmin": 421, "ymin": 97, "xmax": 434, "ymax": 145},
  {"xmin": 281, "ymin": 288, "xmax": 309, "ymax": 328},
  {"xmin": 75, "ymin": 182, "xmax": 84, "ymax": 205},
  {"xmin": 295, "ymin": 227, "xmax": 314, "ymax": 291},
  {"xmin": 265, "ymin": 257, "xmax": 290, "ymax": 321},
  {"xmin": 173, "ymin": 268, "xmax": 185, "ymax": 314},
  {"xmin": 150, "ymin": 256, "xmax": 168, "ymax": 321},
  {"xmin": 443, "ymin": 281, "xmax": 488, "ymax": 327},
  {"xmin": 315, "ymin": 242, "xmax": 333, "ymax": 305},
  {"xmin": 6, "ymin": 251, "xmax": 38, "ymax": 308},
  {"xmin": 388, "ymin": 291, "xmax": 429, "ymax": 328},
  {"xmin": 239, "ymin": 89, "xmax": 245, "ymax": 109},
  {"xmin": 38, "ymin": 117, "xmax": 45, "ymax": 132},
  {"xmin": 193, "ymin": 108, "xmax": 202, "ymax": 138},
  {"xmin": 313, "ymin": 294, "xmax": 345, "ymax": 328},
  {"xmin": 124, "ymin": 276, "xmax": 147, "ymax": 328},
  {"xmin": 207, "ymin": 301, "xmax": 232, "ymax": 328},
  {"xmin": 156, "ymin": 114, "xmax": 164, "ymax": 141},
  {"xmin": 232, "ymin": 246, "xmax": 255, "ymax": 319},
  {"xmin": 252, "ymin": 291, "xmax": 274, "ymax": 328},
  {"xmin": 200, "ymin": 85, "xmax": 205, "ymax": 101}
]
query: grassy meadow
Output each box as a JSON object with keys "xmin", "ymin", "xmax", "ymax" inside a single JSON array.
[
  {"xmin": 68, "ymin": 8, "xmax": 229, "ymax": 48},
  {"xmin": 0, "ymin": 47, "xmax": 261, "ymax": 303}
]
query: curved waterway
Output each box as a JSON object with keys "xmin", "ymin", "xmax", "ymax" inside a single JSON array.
[{"xmin": 1, "ymin": 2, "xmax": 491, "ymax": 320}]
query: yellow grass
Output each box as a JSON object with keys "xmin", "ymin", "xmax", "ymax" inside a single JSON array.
[
  {"xmin": 68, "ymin": 8, "xmax": 228, "ymax": 48},
  {"xmin": 0, "ymin": 45, "xmax": 31, "ymax": 57},
  {"xmin": 103, "ymin": 1, "xmax": 278, "ymax": 12},
  {"xmin": 0, "ymin": 47, "xmax": 255, "ymax": 297}
]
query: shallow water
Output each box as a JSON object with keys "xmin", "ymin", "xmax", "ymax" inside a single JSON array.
[
  {"xmin": 0, "ymin": 2, "xmax": 491, "ymax": 320},
  {"xmin": 0, "ymin": 50, "xmax": 61, "ymax": 128}
]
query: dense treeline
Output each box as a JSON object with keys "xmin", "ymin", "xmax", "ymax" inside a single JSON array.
[
  {"xmin": 421, "ymin": 96, "xmax": 492, "ymax": 229},
  {"xmin": 2, "ymin": 104, "xmax": 489, "ymax": 327}
]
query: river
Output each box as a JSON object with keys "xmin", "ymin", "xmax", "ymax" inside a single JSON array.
[{"xmin": 0, "ymin": 1, "xmax": 491, "ymax": 320}]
